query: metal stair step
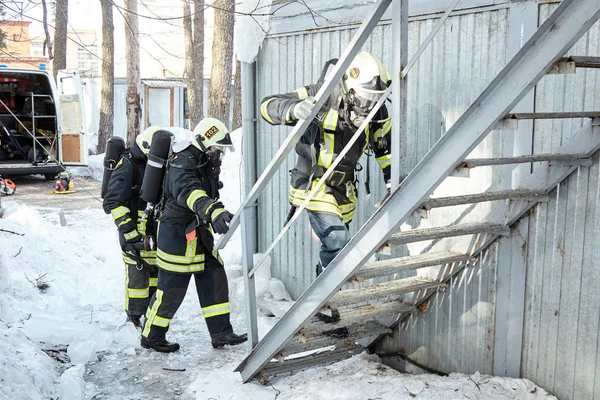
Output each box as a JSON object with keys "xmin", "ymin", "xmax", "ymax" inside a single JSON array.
[
  {"xmin": 353, "ymin": 251, "xmax": 474, "ymax": 282},
  {"xmin": 421, "ymin": 189, "xmax": 548, "ymax": 210},
  {"xmin": 460, "ymin": 153, "xmax": 590, "ymax": 168},
  {"xmin": 387, "ymin": 223, "xmax": 509, "ymax": 245},
  {"xmin": 327, "ymin": 277, "xmax": 443, "ymax": 309},
  {"xmin": 306, "ymin": 300, "xmax": 413, "ymax": 336},
  {"xmin": 562, "ymin": 56, "xmax": 600, "ymax": 68},
  {"xmin": 260, "ymin": 347, "xmax": 363, "ymax": 378},
  {"xmin": 550, "ymin": 56, "xmax": 600, "ymax": 73},
  {"xmin": 505, "ymin": 111, "xmax": 600, "ymax": 120}
]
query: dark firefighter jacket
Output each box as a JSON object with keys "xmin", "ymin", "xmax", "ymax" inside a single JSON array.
[
  {"xmin": 156, "ymin": 145, "xmax": 225, "ymax": 274},
  {"xmin": 102, "ymin": 144, "xmax": 156, "ymax": 265},
  {"xmin": 260, "ymin": 83, "xmax": 392, "ymax": 223}
]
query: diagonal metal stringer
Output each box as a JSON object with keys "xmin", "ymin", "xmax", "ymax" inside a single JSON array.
[{"xmin": 234, "ymin": 0, "xmax": 600, "ymax": 382}]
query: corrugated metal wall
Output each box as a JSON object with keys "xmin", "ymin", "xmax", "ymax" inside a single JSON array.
[
  {"xmin": 389, "ymin": 243, "xmax": 499, "ymax": 375},
  {"xmin": 255, "ymin": 5, "xmax": 511, "ymax": 299},
  {"xmin": 519, "ymin": 4, "xmax": 600, "ymax": 399},
  {"xmin": 253, "ymin": 2, "xmax": 600, "ymax": 396}
]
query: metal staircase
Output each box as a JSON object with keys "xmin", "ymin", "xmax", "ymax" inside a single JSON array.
[{"xmin": 221, "ymin": 0, "xmax": 600, "ymax": 383}]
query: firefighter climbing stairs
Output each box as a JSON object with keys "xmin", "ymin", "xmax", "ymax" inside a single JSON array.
[{"xmin": 220, "ymin": 0, "xmax": 600, "ymax": 383}]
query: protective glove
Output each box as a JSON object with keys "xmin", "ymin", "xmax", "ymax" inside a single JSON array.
[
  {"xmin": 292, "ymin": 96, "xmax": 316, "ymax": 120},
  {"xmin": 211, "ymin": 209, "xmax": 234, "ymax": 235}
]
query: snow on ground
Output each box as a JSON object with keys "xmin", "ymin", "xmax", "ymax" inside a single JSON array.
[{"xmin": 0, "ymin": 129, "xmax": 557, "ymax": 399}]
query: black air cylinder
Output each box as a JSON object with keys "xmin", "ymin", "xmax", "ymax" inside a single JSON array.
[
  {"xmin": 141, "ymin": 130, "xmax": 173, "ymax": 204},
  {"xmin": 101, "ymin": 136, "xmax": 126, "ymax": 199}
]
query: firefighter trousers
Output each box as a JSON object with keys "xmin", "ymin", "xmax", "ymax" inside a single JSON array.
[
  {"xmin": 142, "ymin": 253, "xmax": 233, "ymax": 341},
  {"xmin": 124, "ymin": 255, "xmax": 158, "ymax": 317},
  {"xmin": 307, "ymin": 209, "xmax": 350, "ymax": 270}
]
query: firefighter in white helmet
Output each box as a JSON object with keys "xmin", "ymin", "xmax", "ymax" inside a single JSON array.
[
  {"xmin": 141, "ymin": 117, "xmax": 247, "ymax": 353},
  {"xmin": 260, "ymin": 51, "xmax": 393, "ymax": 278},
  {"xmin": 103, "ymin": 126, "xmax": 164, "ymax": 329}
]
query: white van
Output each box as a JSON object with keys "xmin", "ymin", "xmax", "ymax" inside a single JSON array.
[{"xmin": 0, "ymin": 68, "xmax": 87, "ymax": 179}]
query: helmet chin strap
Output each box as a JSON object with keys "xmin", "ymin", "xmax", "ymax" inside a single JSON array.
[{"xmin": 195, "ymin": 134, "xmax": 208, "ymax": 152}]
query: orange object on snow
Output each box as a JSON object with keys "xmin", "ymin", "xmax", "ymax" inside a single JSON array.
[{"xmin": 0, "ymin": 177, "xmax": 15, "ymax": 195}]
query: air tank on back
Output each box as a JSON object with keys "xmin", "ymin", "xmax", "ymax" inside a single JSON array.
[
  {"xmin": 140, "ymin": 129, "xmax": 174, "ymax": 205},
  {"xmin": 101, "ymin": 136, "xmax": 126, "ymax": 199}
]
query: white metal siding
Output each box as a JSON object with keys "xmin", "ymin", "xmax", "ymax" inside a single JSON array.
[{"xmin": 520, "ymin": 4, "xmax": 600, "ymax": 399}]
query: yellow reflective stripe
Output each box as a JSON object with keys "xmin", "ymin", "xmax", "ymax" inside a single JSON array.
[
  {"xmin": 156, "ymin": 248, "xmax": 205, "ymax": 264},
  {"xmin": 149, "ymin": 277, "xmax": 158, "ymax": 287},
  {"xmin": 122, "ymin": 252, "xmax": 137, "ymax": 265},
  {"xmin": 157, "ymin": 258, "xmax": 205, "ymax": 273},
  {"xmin": 294, "ymin": 87, "xmax": 309, "ymax": 99},
  {"xmin": 111, "ymin": 206, "xmax": 130, "ymax": 220},
  {"xmin": 186, "ymin": 189, "xmax": 208, "ymax": 211},
  {"xmin": 289, "ymin": 188, "xmax": 342, "ymax": 218},
  {"xmin": 379, "ymin": 120, "xmax": 392, "ymax": 137},
  {"xmin": 323, "ymin": 109, "xmax": 338, "ymax": 131},
  {"xmin": 124, "ymin": 264, "xmax": 130, "ymax": 311},
  {"xmin": 376, "ymin": 154, "xmax": 392, "ymax": 169},
  {"xmin": 318, "ymin": 132, "xmax": 335, "ymax": 168},
  {"xmin": 140, "ymin": 250, "xmax": 156, "ymax": 259},
  {"xmin": 212, "ymin": 249, "xmax": 223, "ymax": 265},
  {"xmin": 260, "ymin": 98, "xmax": 275, "ymax": 124},
  {"xmin": 138, "ymin": 210, "xmax": 148, "ymax": 236},
  {"xmin": 143, "ymin": 289, "xmax": 164, "ymax": 337},
  {"xmin": 362, "ymin": 125, "xmax": 370, "ymax": 152},
  {"xmin": 152, "ymin": 315, "xmax": 170, "ymax": 327},
  {"xmin": 211, "ymin": 207, "xmax": 226, "ymax": 221},
  {"xmin": 118, "ymin": 218, "xmax": 132, "ymax": 228},
  {"xmin": 286, "ymin": 104, "xmax": 295, "ymax": 123},
  {"xmin": 124, "ymin": 230, "xmax": 139, "ymax": 241},
  {"xmin": 202, "ymin": 302, "xmax": 230, "ymax": 318},
  {"xmin": 128, "ymin": 287, "xmax": 149, "ymax": 298}
]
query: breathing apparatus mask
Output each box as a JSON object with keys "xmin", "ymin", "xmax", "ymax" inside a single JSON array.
[{"xmin": 341, "ymin": 51, "xmax": 391, "ymax": 128}]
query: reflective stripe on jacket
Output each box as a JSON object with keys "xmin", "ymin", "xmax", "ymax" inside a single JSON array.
[
  {"xmin": 156, "ymin": 146, "xmax": 223, "ymax": 274},
  {"xmin": 260, "ymin": 83, "xmax": 392, "ymax": 223}
]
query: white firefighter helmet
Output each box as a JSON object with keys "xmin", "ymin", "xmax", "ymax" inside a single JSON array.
[
  {"xmin": 135, "ymin": 126, "xmax": 161, "ymax": 155},
  {"xmin": 191, "ymin": 118, "xmax": 234, "ymax": 153},
  {"xmin": 342, "ymin": 51, "xmax": 391, "ymax": 115}
]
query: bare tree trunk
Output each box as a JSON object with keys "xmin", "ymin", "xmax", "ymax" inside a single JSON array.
[
  {"xmin": 208, "ymin": 0, "xmax": 234, "ymax": 127},
  {"xmin": 41, "ymin": 0, "xmax": 53, "ymax": 59},
  {"xmin": 183, "ymin": 0, "xmax": 204, "ymax": 129},
  {"xmin": 232, "ymin": 60, "xmax": 242, "ymax": 130},
  {"xmin": 97, "ymin": 0, "xmax": 114, "ymax": 154},
  {"xmin": 53, "ymin": 0, "xmax": 68, "ymax": 82},
  {"xmin": 124, "ymin": 0, "xmax": 141, "ymax": 147}
]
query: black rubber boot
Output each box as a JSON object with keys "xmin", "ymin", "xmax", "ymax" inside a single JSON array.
[
  {"xmin": 141, "ymin": 336, "xmax": 180, "ymax": 353},
  {"xmin": 211, "ymin": 332, "xmax": 248, "ymax": 348},
  {"xmin": 126, "ymin": 315, "xmax": 142, "ymax": 329}
]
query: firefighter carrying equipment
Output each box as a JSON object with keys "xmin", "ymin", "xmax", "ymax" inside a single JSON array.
[
  {"xmin": 102, "ymin": 140, "xmax": 159, "ymax": 317},
  {"xmin": 54, "ymin": 172, "xmax": 75, "ymax": 194},
  {"xmin": 259, "ymin": 51, "xmax": 392, "ymax": 224},
  {"xmin": 0, "ymin": 177, "xmax": 15, "ymax": 195}
]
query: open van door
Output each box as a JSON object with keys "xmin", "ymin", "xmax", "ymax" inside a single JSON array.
[{"xmin": 56, "ymin": 69, "xmax": 88, "ymax": 166}]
